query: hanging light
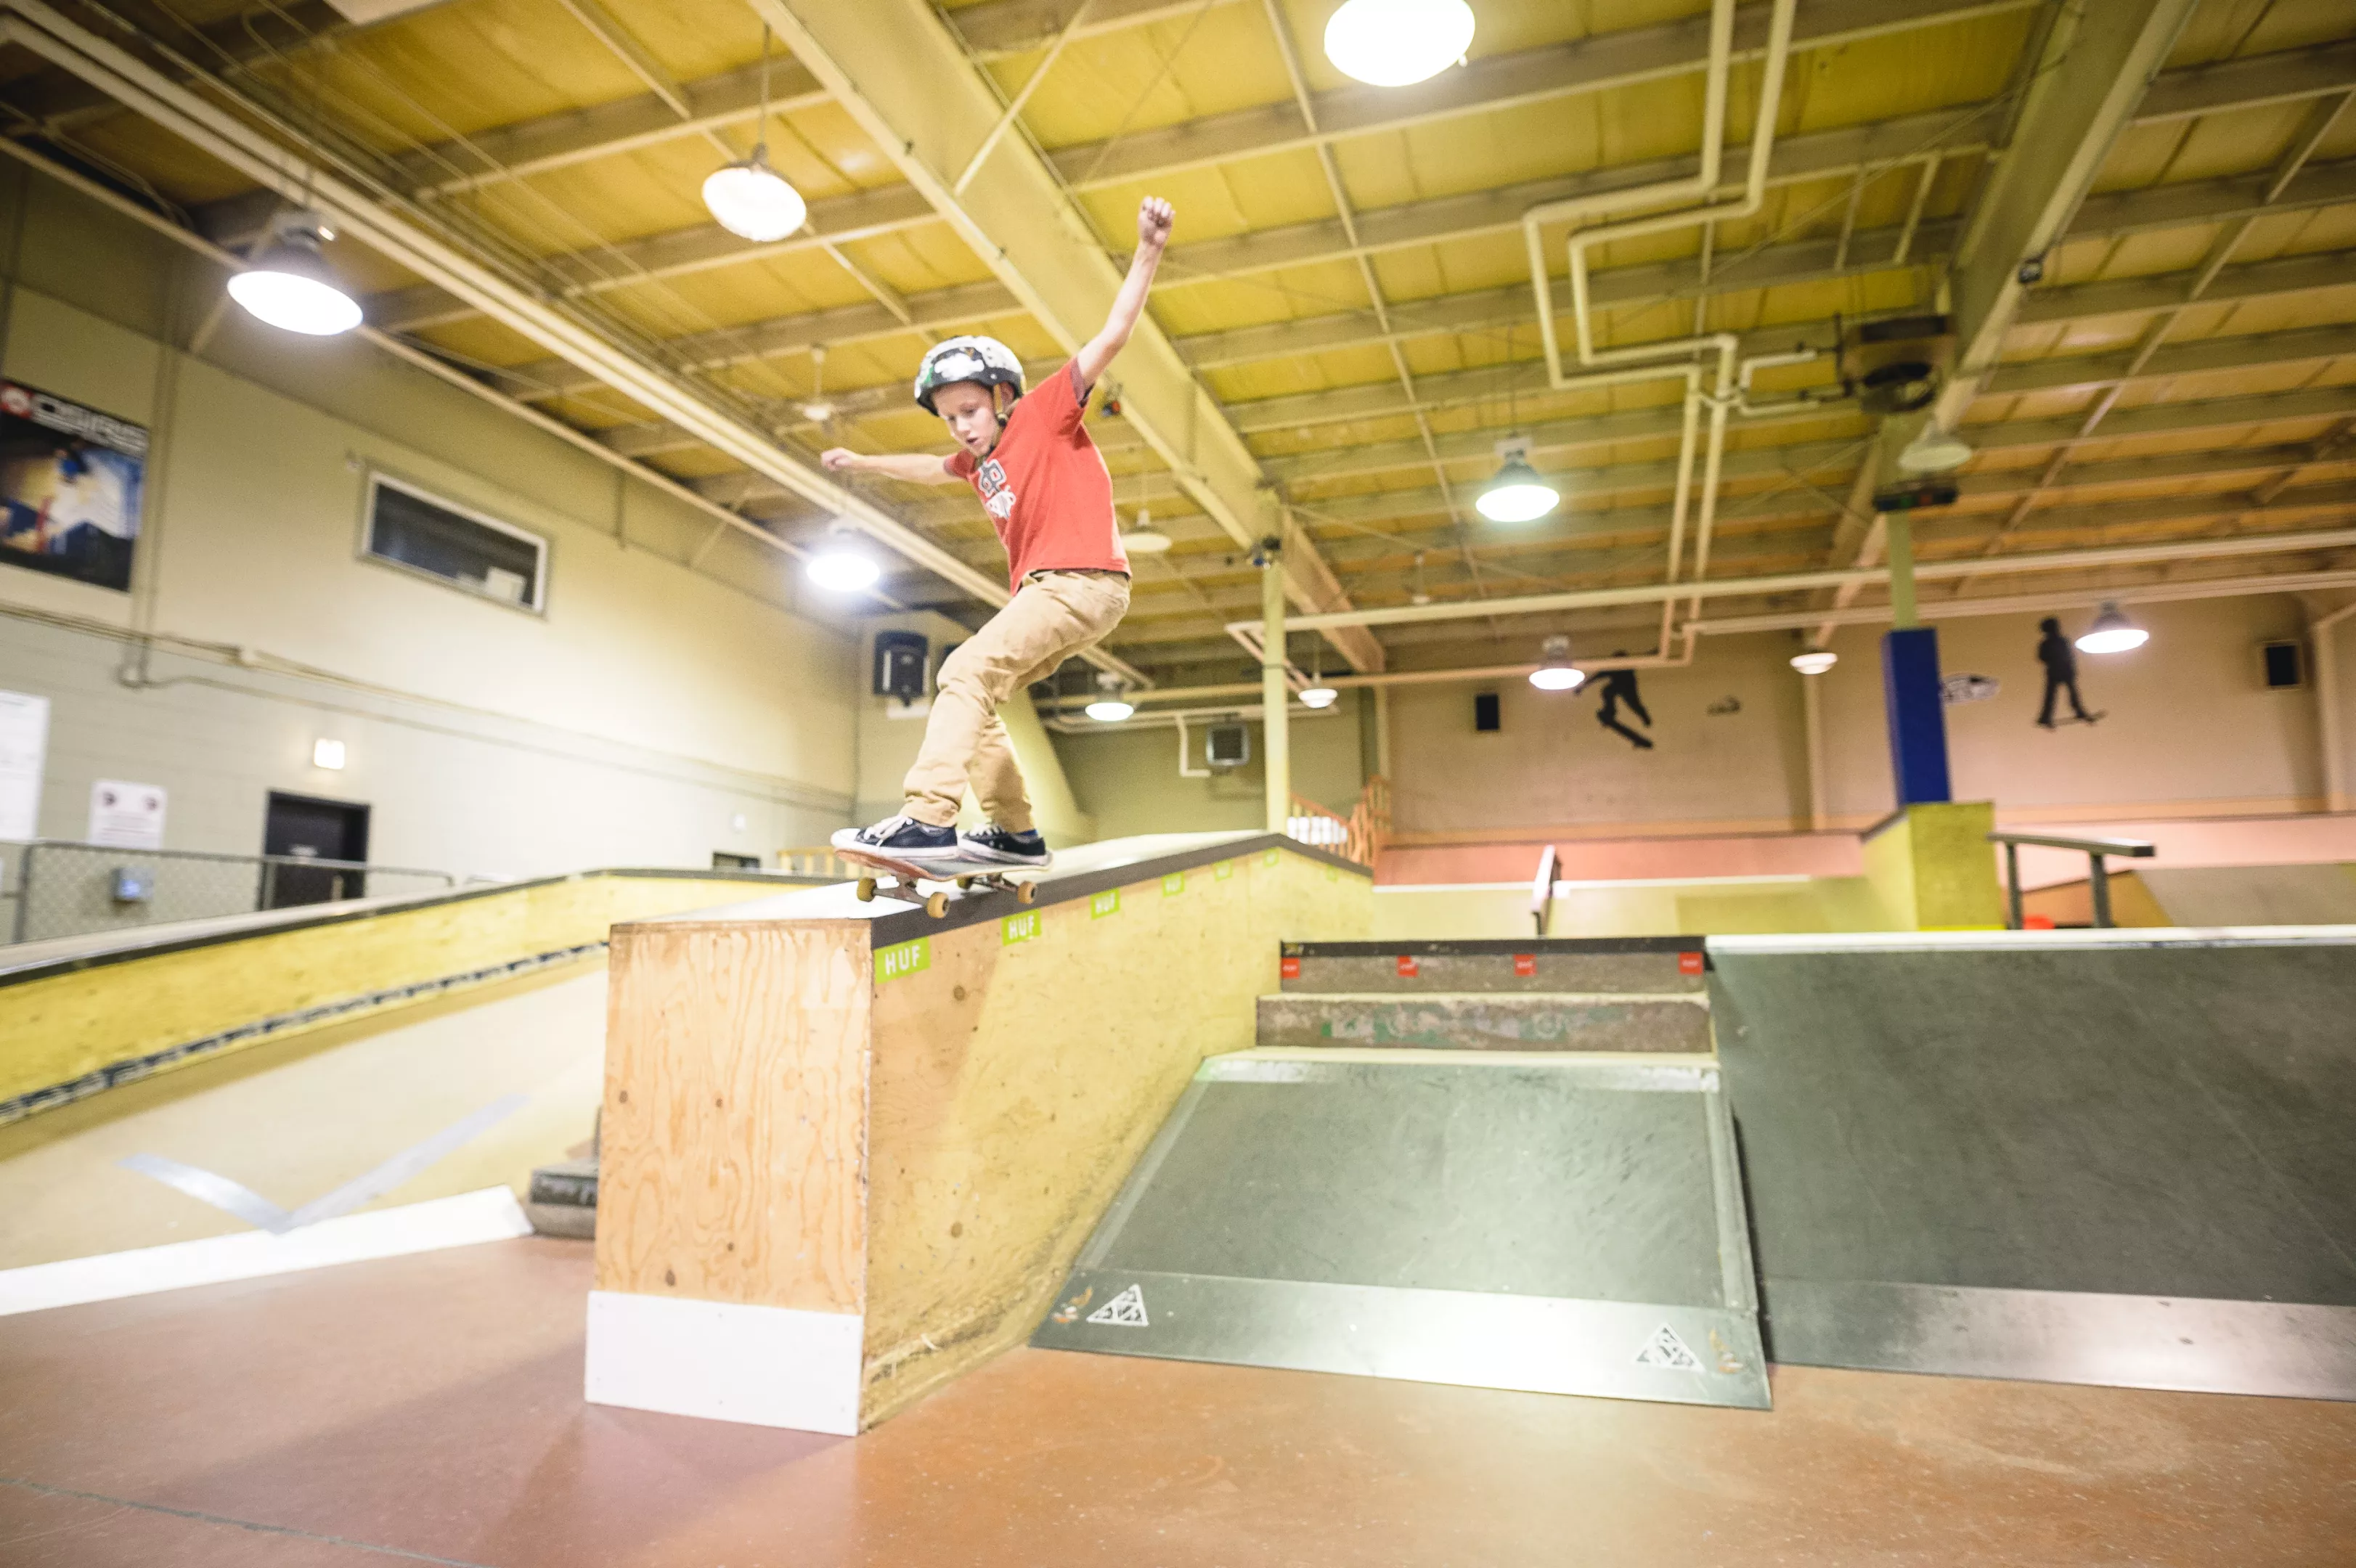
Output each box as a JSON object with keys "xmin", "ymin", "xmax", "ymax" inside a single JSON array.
[
  {"xmin": 1299, "ymin": 685, "xmax": 1339, "ymax": 708},
  {"xmin": 1085, "ymin": 672, "xmax": 1135, "ymax": 722},
  {"xmin": 228, "ymin": 211, "xmax": 361, "ymax": 336},
  {"xmin": 805, "ymin": 525, "xmax": 879, "ymax": 592},
  {"xmin": 1790, "ymin": 649, "xmax": 1838, "ymax": 675},
  {"xmin": 797, "ymin": 344, "xmax": 835, "ymax": 424},
  {"xmin": 1528, "ymin": 634, "xmax": 1584, "ymax": 692},
  {"xmin": 1897, "ymin": 425, "xmax": 1974, "ymax": 475},
  {"xmin": 1477, "ymin": 437, "xmax": 1558, "ymax": 523},
  {"xmin": 705, "ymin": 28, "xmax": 808, "ymax": 242},
  {"xmin": 2075, "ymin": 601, "xmax": 2148, "ymax": 654},
  {"xmin": 1117, "ymin": 505, "xmax": 1173, "ymax": 554},
  {"xmin": 1324, "ymin": 0, "xmax": 1475, "ymax": 87}
]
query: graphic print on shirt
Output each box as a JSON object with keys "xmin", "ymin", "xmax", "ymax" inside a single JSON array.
[{"xmin": 975, "ymin": 457, "xmax": 1016, "ymax": 522}]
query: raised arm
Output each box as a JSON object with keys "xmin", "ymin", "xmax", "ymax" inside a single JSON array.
[
  {"xmin": 1073, "ymin": 197, "xmax": 1175, "ymax": 394},
  {"xmin": 820, "ymin": 449, "xmax": 965, "ymax": 485}
]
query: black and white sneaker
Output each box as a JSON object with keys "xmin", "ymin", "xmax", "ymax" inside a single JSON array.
[
  {"xmin": 832, "ymin": 814, "xmax": 962, "ymax": 865},
  {"xmin": 959, "ymin": 823, "xmax": 1053, "ymax": 869}
]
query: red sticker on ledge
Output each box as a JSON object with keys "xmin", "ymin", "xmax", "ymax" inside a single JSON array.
[
  {"xmin": 1512, "ymin": 953, "xmax": 1536, "ymax": 978},
  {"xmin": 1281, "ymin": 956, "xmax": 1302, "ymax": 979},
  {"xmin": 1396, "ymin": 955, "xmax": 1419, "ymax": 979},
  {"xmin": 1679, "ymin": 951, "xmax": 1705, "ymax": 976}
]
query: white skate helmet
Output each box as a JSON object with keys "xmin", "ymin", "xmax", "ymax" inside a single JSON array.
[{"xmin": 913, "ymin": 335, "xmax": 1024, "ymax": 414}]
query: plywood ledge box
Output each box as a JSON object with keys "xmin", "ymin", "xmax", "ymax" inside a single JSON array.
[{"xmin": 584, "ymin": 836, "xmax": 1372, "ymax": 1433}]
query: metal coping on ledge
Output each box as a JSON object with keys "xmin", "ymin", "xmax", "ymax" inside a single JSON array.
[
  {"xmin": 1283, "ymin": 936, "xmax": 1705, "ymax": 957},
  {"xmin": 0, "ymin": 867, "xmax": 828, "ymax": 990},
  {"xmin": 0, "ymin": 941, "xmax": 610, "ymax": 1128},
  {"xmin": 621, "ymin": 833, "xmax": 1374, "ymax": 947},
  {"xmin": 1708, "ymin": 926, "xmax": 2356, "ymax": 955}
]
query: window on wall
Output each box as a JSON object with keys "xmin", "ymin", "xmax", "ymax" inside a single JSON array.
[{"xmin": 363, "ymin": 474, "xmax": 546, "ymax": 611}]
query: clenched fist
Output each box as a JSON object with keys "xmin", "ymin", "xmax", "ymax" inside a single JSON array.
[
  {"xmin": 1137, "ymin": 196, "xmax": 1175, "ymax": 252},
  {"xmin": 820, "ymin": 447, "xmax": 860, "ymax": 472}
]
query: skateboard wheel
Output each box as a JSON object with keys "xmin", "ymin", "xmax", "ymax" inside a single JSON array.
[
  {"xmin": 855, "ymin": 877, "xmax": 877, "ymax": 902},
  {"xmin": 1016, "ymin": 881, "xmax": 1037, "ymax": 905},
  {"xmin": 925, "ymin": 891, "xmax": 950, "ymax": 918},
  {"xmin": 956, "ymin": 876, "xmax": 974, "ymax": 889}
]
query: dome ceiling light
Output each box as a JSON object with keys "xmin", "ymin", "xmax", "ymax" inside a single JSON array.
[
  {"xmin": 1477, "ymin": 436, "xmax": 1559, "ymax": 524},
  {"xmin": 705, "ymin": 28, "xmax": 809, "ymax": 242},
  {"xmin": 228, "ymin": 210, "xmax": 361, "ymax": 336},
  {"xmin": 1324, "ymin": 0, "xmax": 1476, "ymax": 88},
  {"xmin": 1528, "ymin": 634, "xmax": 1584, "ymax": 691},
  {"xmin": 1790, "ymin": 649, "xmax": 1838, "ymax": 675},
  {"xmin": 2075, "ymin": 602, "xmax": 2149, "ymax": 655},
  {"xmin": 805, "ymin": 523, "xmax": 880, "ymax": 592}
]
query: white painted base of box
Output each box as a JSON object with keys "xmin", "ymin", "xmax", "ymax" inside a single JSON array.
[{"xmin": 584, "ymin": 1289, "xmax": 864, "ymax": 1434}]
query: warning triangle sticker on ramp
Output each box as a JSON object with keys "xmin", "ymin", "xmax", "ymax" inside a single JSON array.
[
  {"xmin": 1634, "ymin": 1322, "xmax": 1703, "ymax": 1371},
  {"xmin": 1085, "ymin": 1283, "xmax": 1150, "ymax": 1327}
]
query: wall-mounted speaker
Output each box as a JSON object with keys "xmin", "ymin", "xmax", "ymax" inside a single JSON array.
[{"xmin": 1206, "ymin": 723, "xmax": 1250, "ymax": 768}]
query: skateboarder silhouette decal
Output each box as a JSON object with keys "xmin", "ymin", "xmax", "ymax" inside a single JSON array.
[
  {"xmin": 1594, "ymin": 656, "xmax": 1654, "ymax": 749},
  {"xmin": 2034, "ymin": 616, "xmax": 2103, "ymax": 728}
]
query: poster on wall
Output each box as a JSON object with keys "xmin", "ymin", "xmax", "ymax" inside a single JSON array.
[
  {"xmin": 0, "ymin": 690, "xmax": 47, "ymax": 841},
  {"xmin": 88, "ymin": 779, "xmax": 166, "ymax": 849},
  {"xmin": 0, "ymin": 380, "xmax": 147, "ymax": 593}
]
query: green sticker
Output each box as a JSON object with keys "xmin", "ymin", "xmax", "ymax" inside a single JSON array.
[
  {"xmin": 1214, "ymin": 860, "xmax": 1234, "ymax": 881},
  {"xmin": 875, "ymin": 937, "xmax": 929, "ymax": 983},
  {"xmin": 1091, "ymin": 888, "xmax": 1121, "ymax": 919},
  {"xmin": 1002, "ymin": 910, "xmax": 1040, "ymax": 945},
  {"xmin": 1162, "ymin": 872, "xmax": 1185, "ymax": 897},
  {"xmin": 1325, "ymin": 865, "xmax": 1339, "ymax": 881},
  {"xmin": 1262, "ymin": 849, "xmax": 1281, "ymax": 867}
]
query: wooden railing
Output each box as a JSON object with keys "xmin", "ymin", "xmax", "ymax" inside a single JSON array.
[
  {"xmin": 778, "ymin": 846, "xmax": 859, "ymax": 881},
  {"xmin": 1288, "ymin": 774, "xmax": 1392, "ymax": 870}
]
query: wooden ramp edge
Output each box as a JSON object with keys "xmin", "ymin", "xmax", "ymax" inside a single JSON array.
[
  {"xmin": 0, "ymin": 869, "xmax": 812, "ymax": 1125},
  {"xmin": 587, "ymin": 833, "xmax": 1374, "ymax": 1435}
]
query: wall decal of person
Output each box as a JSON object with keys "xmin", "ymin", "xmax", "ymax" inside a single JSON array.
[
  {"xmin": 1595, "ymin": 654, "xmax": 1654, "ymax": 749},
  {"xmin": 2035, "ymin": 616, "xmax": 2103, "ymax": 728}
]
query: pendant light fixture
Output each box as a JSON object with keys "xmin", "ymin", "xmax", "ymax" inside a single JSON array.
[
  {"xmin": 1324, "ymin": 0, "xmax": 1475, "ymax": 87},
  {"xmin": 1299, "ymin": 644, "xmax": 1337, "ymax": 708},
  {"xmin": 805, "ymin": 522, "xmax": 880, "ymax": 592},
  {"xmin": 230, "ymin": 55, "xmax": 359, "ymax": 336},
  {"xmin": 705, "ymin": 28, "xmax": 809, "ymax": 242},
  {"xmin": 1118, "ymin": 466, "xmax": 1172, "ymax": 553},
  {"xmin": 229, "ymin": 210, "xmax": 362, "ymax": 336},
  {"xmin": 1085, "ymin": 672, "xmax": 1135, "ymax": 722},
  {"xmin": 1478, "ymin": 438, "xmax": 1560, "ymax": 523},
  {"xmin": 2075, "ymin": 601, "xmax": 2148, "ymax": 654},
  {"xmin": 1528, "ymin": 634, "xmax": 1584, "ymax": 691},
  {"xmin": 1790, "ymin": 648, "xmax": 1838, "ymax": 675}
]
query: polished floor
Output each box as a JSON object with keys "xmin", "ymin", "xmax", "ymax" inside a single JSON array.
[{"xmin": 2, "ymin": 1238, "xmax": 2351, "ymax": 1566}]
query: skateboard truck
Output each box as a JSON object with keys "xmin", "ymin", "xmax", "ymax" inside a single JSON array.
[{"xmin": 840, "ymin": 848, "xmax": 1040, "ymax": 918}]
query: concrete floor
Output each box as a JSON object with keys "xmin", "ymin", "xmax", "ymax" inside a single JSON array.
[
  {"xmin": 2, "ymin": 1238, "xmax": 2351, "ymax": 1566},
  {"xmin": 0, "ymin": 961, "xmax": 607, "ymax": 1268}
]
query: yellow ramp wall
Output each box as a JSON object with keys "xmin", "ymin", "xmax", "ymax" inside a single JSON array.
[{"xmin": 0, "ymin": 873, "xmax": 783, "ymax": 1117}]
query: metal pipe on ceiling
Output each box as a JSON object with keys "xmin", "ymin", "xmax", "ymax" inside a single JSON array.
[
  {"xmin": 0, "ymin": 0, "xmax": 1150, "ymax": 688},
  {"xmin": 1224, "ymin": 526, "xmax": 2356, "ymax": 637}
]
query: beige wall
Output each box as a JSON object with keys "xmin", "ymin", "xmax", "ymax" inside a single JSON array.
[
  {"xmin": 0, "ymin": 166, "xmax": 856, "ymax": 882},
  {"xmin": 1055, "ymin": 693, "xmax": 1372, "ymax": 842}
]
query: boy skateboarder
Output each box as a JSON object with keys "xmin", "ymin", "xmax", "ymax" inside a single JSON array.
[{"xmin": 823, "ymin": 196, "xmax": 1175, "ymax": 872}]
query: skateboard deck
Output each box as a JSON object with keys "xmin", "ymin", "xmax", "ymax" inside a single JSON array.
[{"xmin": 836, "ymin": 845, "xmax": 1042, "ymax": 918}]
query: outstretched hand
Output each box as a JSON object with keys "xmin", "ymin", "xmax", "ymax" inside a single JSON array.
[
  {"xmin": 1136, "ymin": 195, "xmax": 1174, "ymax": 253},
  {"xmin": 820, "ymin": 447, "xmax": 859, "ymax": 472}
]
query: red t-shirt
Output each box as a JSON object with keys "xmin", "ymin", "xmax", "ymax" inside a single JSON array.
[{"xmin": 945, "ymin": 359, "xmax": 1128, "ymax": 594}]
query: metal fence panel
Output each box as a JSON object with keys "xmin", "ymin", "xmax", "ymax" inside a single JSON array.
[{"xmin": 4, "ymin": 841, "xmax": 459, "ymax": 946}]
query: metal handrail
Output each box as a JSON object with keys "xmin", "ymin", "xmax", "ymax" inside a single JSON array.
[
  {"xmin": 1988, "ymin": 830, "xmax": 2156, "ymax": 931},
  {"xmin": 4, "ymin": 838, "xmax": 474, "ymax": 944}
]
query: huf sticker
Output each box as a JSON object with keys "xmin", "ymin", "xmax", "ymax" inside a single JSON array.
[
  {"xmin": 1086, "ymin": 1284, "xmax": 1150, "ymax": 1327},
  {"xmin": 1280, "ymin": 956, "xmax": 1302, "ymax": 979},
  {"xmin": 1512, "ymin": 953, "xmax": 1536, "ymax": 977},
  {"xmin": 875, "ymin": 938, "xmax": 929, "ymax": 983},
  {"xmin": 1262, "ymin": 849, "xmax": 1280, "ymax": 867},
  {"xmin": 1214, "ymin": 860, "xmax": 1234, "ymax": 881},
  {"xmin": 1162, "ymin": 872, "xmax": 1185, "ymax": 897},
  {"xmin": 1091, "ymin": 888, "xmax": 1121, "ymax": 919},
  {"xmin": 1679, "ymin": 951, "xmax": 1705, "ymax": 976},
  {"xmin": 1002, "ymin": 910, "xmax": 1040, "ymax": 946},
  {"xmin": 1396, "ymin": 955, "xmax": 1419, "ymax": 979}
]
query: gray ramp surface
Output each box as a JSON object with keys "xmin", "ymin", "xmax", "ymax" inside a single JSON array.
[
  {"xmin": 1712, "ymin": 937, "xmax": 2356, "ymax": 1398},
  {"xmin": 1034, "ymin": 1053, "xmax": 1769, "ymax": 1410}
]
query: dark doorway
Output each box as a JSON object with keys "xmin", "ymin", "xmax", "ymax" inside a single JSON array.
[{"xmin": 262, "ymin": 791, "xmax": 372, "ymax": 908}]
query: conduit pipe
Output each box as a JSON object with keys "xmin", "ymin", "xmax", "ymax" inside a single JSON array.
[
  {"xmin": 0, "ymin": 0, "xmax": 1147, "ymax": 687},
  {"xmin": 1517, "ymin": 0, "xmax": 1801, "ymax": 656},
  {"xmin": 1225, "ymin": 526, "xmax": 2356, "ymax": 638}
]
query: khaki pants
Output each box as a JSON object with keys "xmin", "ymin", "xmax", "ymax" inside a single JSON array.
[{"xmin": 902, "ymin": 569, "xmax": 1130, "ymax": 830}]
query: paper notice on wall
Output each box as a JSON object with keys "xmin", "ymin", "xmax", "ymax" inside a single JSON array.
[
  {"xmin": 0, "ymin": 690, "xmax": 47, "ymax": 841},
  {"xmin": 88, "ymin": 779, "xmax": 166, "ymax": 849}
]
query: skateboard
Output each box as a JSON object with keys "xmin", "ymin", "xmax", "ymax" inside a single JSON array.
[{"xmin": 836, "ymin": 846, "xmax": 1041, "ymax": 918}]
